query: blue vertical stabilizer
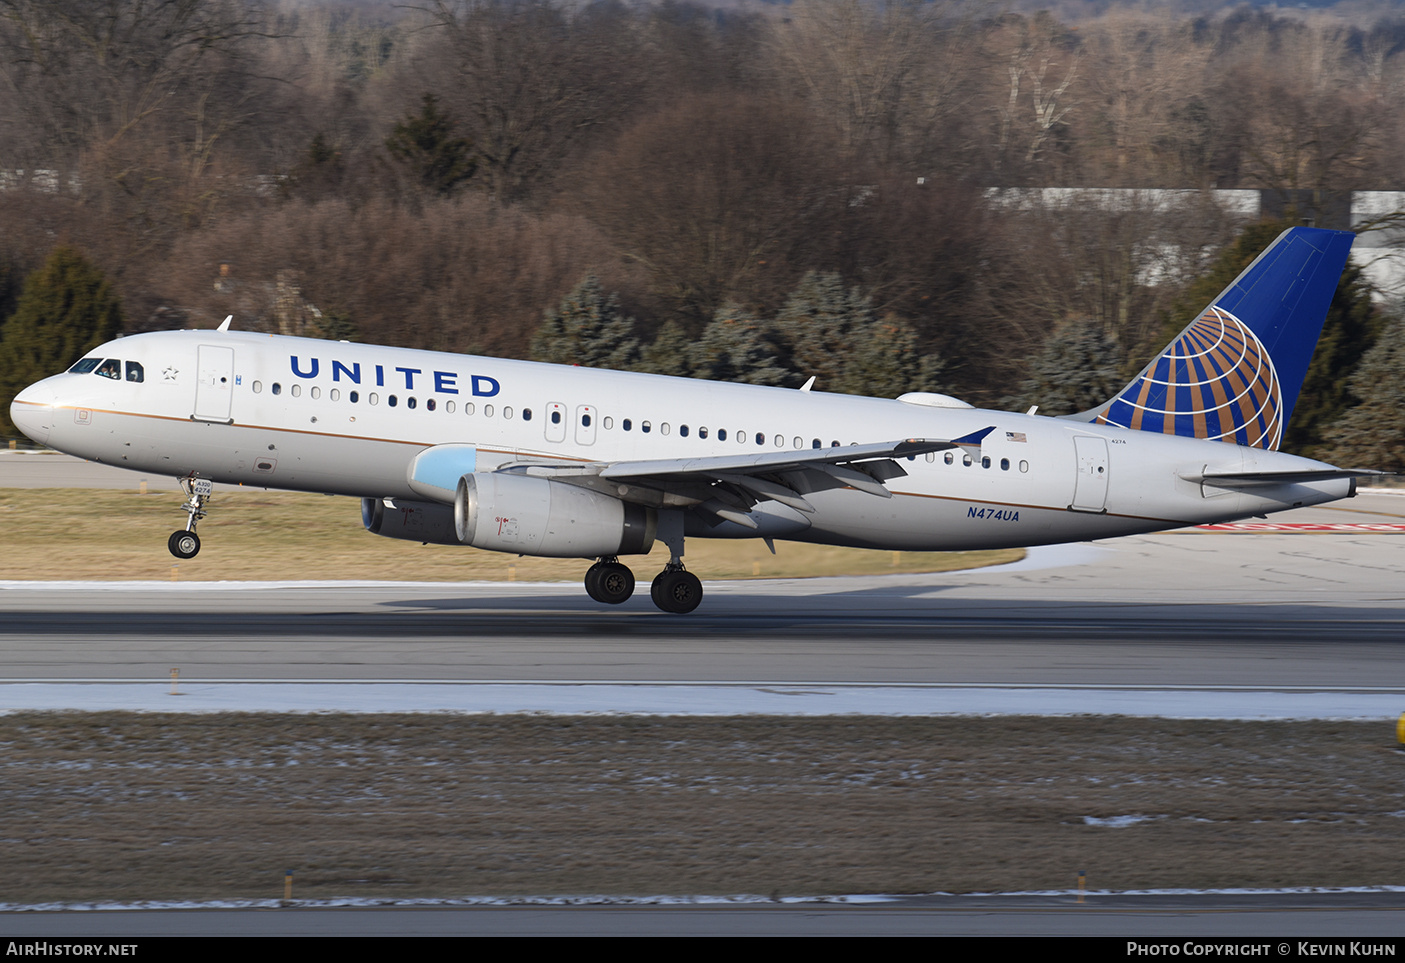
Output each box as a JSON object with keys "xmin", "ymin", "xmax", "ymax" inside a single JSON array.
[{"xmin": 1082, "ymin": 227, "xmax": 1355, "ymax": 450}]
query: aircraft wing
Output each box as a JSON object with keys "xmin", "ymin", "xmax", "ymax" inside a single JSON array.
[{"xmin": 499, "ymin": 427, "xmax": 996, "ymax": 528}]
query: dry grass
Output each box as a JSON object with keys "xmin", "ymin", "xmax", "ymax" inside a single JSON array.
[
  {"xmin": 0, "ymin": 488, "xmax": 1020, "ymax": 582},
  {"xmin": 2, "ymin": 713, "xmax": 1402, "ymax": 902}
]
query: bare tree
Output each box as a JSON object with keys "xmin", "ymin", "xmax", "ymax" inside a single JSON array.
[
  {"xmin": 987, "ymin": 12, "xmax": 1080, "ymax": 180},
  {"xmin": 156, "ymin": 194, "xmax": 626, "ymax": 356},
  {"xmin": 1225, "ymin": 18, "xmax": 1384, "ymax": 198},
  {"xmin": 768, "ymin": 0, "xmax": 972, "ymax": 168},
  {"xmin": 414, "ymin": 0, "xmax": 648, "ymax": 205},
  {"xmin": 1076, "ymin": 12, "xmax": 1211, "ymax": 184},
  {"xmin": 576, "ymin": 93, "xmax": 847, "ymax": 330},
  {"xmin": 0, "ymin": 0, "xmax": 271, "ymax": 166}
]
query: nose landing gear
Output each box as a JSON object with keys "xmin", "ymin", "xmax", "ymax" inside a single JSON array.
[{"xmin": 169, "ymin": 476, "xmax": 213, "ymax": 559}]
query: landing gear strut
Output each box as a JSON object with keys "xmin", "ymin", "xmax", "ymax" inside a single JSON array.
[
  {"xmin": 169, "ymin": 476, "xmax": 213, "ymax": 559},
  {"xmin": 648, "ymin": 510, "xmax": 702, "ymax": 613},
  {"xmin": 584, "ymin": 557, "xmax": 635, "ymax": 604}
]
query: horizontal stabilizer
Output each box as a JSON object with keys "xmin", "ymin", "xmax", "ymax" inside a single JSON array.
[{"xmin": 1186, "ymin": 468, "xmax": 1385, "ymax": 488}]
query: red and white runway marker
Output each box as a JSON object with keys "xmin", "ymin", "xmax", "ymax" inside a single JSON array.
[{"xmin": 1196, "ymin": 522, "xmax": 1405, "ymax": 532}]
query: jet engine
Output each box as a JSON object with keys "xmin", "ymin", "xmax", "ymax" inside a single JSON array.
[
  {"xmin": 455, "ymin": 472, "xmax": 656, "ymax": 557},
  {"xmin": 361, "ymin": 497, "xmax": 461, "ymax": 546}
]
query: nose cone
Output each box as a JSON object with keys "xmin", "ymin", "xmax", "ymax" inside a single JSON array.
[{"xmin": 10, "ymin": 380, "xmax": 56, "ymax": 445}]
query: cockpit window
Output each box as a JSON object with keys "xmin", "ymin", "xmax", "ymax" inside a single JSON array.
[
  {"xmin": 125, "ymin": 361, "xmax": 143, "ymax": 383},
  {"xmin": 94, "ymin": 359, "xmax": 121, "ymax": 380},
  {"xmin": 69, "ymin": 358, "xmax": 101, "ymax": 374}
]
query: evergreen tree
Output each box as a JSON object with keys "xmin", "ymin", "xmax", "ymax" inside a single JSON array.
[
  {"xmin": 530, "ymin": 276, "xmax": 639, "ymax": 370},
  {"xmin": 1288, "ymin": 260, "xmax": 1379, "ymax": 456},
  {"xmin": 1012, "ymin": 319, "xmax": 1124, "ymax": 416},
  {"xmin": 842, "ymin": 313, "xmax": 944, "ymax": 399},
  {"xmin": 689, "ymin": 304, "xmax": 790, "ymax": 386},
  {"xmin": 772, "ymin": 273, "xmax": 938, "ymax": 396},
  {"xmin": 637, "ymin": 320, "xmax": 693, "ymax": 378},
  {"xmin": 386, "ymin": 94, "xmax": 477, "ymax": 196},
  {"xmin": 1322, "ymin": 307, "xmax": 1405, "ymax": 473},
  {"xmin": 0, "ymin": 246, "xmax": 123, "ymax": 436}
]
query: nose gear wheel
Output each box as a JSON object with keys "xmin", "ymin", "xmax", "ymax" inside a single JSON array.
[{"xmin": 168, "ymin": 475, "xmax": 213, "ymax": 559}]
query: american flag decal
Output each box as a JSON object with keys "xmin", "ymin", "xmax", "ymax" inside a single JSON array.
[{"xmin": 1005, "ymin": 431, "xmax": 1027, "ymax": 443}]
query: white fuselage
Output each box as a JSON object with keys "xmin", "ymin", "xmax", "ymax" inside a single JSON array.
[{"xmin": 11, "ymin": 329, "xmax": 1354, "ymax": 553}]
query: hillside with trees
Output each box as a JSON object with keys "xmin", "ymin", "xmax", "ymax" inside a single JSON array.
[{"xmin": 3, "ymin": 0, "xmax": 1405, "ymax": 458}]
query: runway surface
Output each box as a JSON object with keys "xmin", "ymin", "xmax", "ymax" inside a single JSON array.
[
  {"xmin": 4, "ymin": 455, "xmax": 1405, "ymax": 934},
  {"xmin": 0, "ymin": 471, "xmax": 1401, "ymax": 715}
]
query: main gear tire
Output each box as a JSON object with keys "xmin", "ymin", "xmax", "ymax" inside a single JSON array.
[{"xmin": 651, "ymin": 570, "xmax": 702, "ymax": 614}]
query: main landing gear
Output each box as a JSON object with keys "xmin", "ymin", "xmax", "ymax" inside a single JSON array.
[
  {"xmin": 582, "ymin": 558, "xmax": 704, "ymax": 613},
  {"xmin": 584, "ymin": 558, "xmax": 636, "ymax": 605},
  {"xmin": 168, "ymin": 476, "xmax": 213, "ymax": 559},
  {"xmin": 650, "ymin": 564, "xmax": 702, "ymax": 614}
]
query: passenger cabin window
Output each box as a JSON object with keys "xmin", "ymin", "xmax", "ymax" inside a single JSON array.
[
  {"xmin": 69, "ymin": 358, "xmax": 101, "ymax": 374},
  {"xmin": 95, "ymin": 359, "xmax": 121, "ymax": 380},
  {"xmin": 125, "ymin": 361, "xmax": 143, "ymax": 383}
]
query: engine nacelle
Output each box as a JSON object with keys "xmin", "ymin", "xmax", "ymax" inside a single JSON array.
[
  {"xmin": 361, "ymin": 497, "xmax": 462, "ymax": 546},
  {"xmin": 455, "ymin": 472, "xmax": 656, "ymax": 558}
]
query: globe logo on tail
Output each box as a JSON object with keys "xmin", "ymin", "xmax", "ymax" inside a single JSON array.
[{"xmin": 1093, "ymin": 305, "xmax": 1283, "ymax": 450}]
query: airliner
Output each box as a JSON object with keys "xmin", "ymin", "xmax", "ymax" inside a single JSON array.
[{"xmin": 8, "ymin": 227, "xmax": 1375, "ymax": 612}]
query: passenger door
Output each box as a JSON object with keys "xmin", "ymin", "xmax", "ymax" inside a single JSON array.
[{"xmin": 192, "ymin": 345, "xmax": 235, "ymax": 423}]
